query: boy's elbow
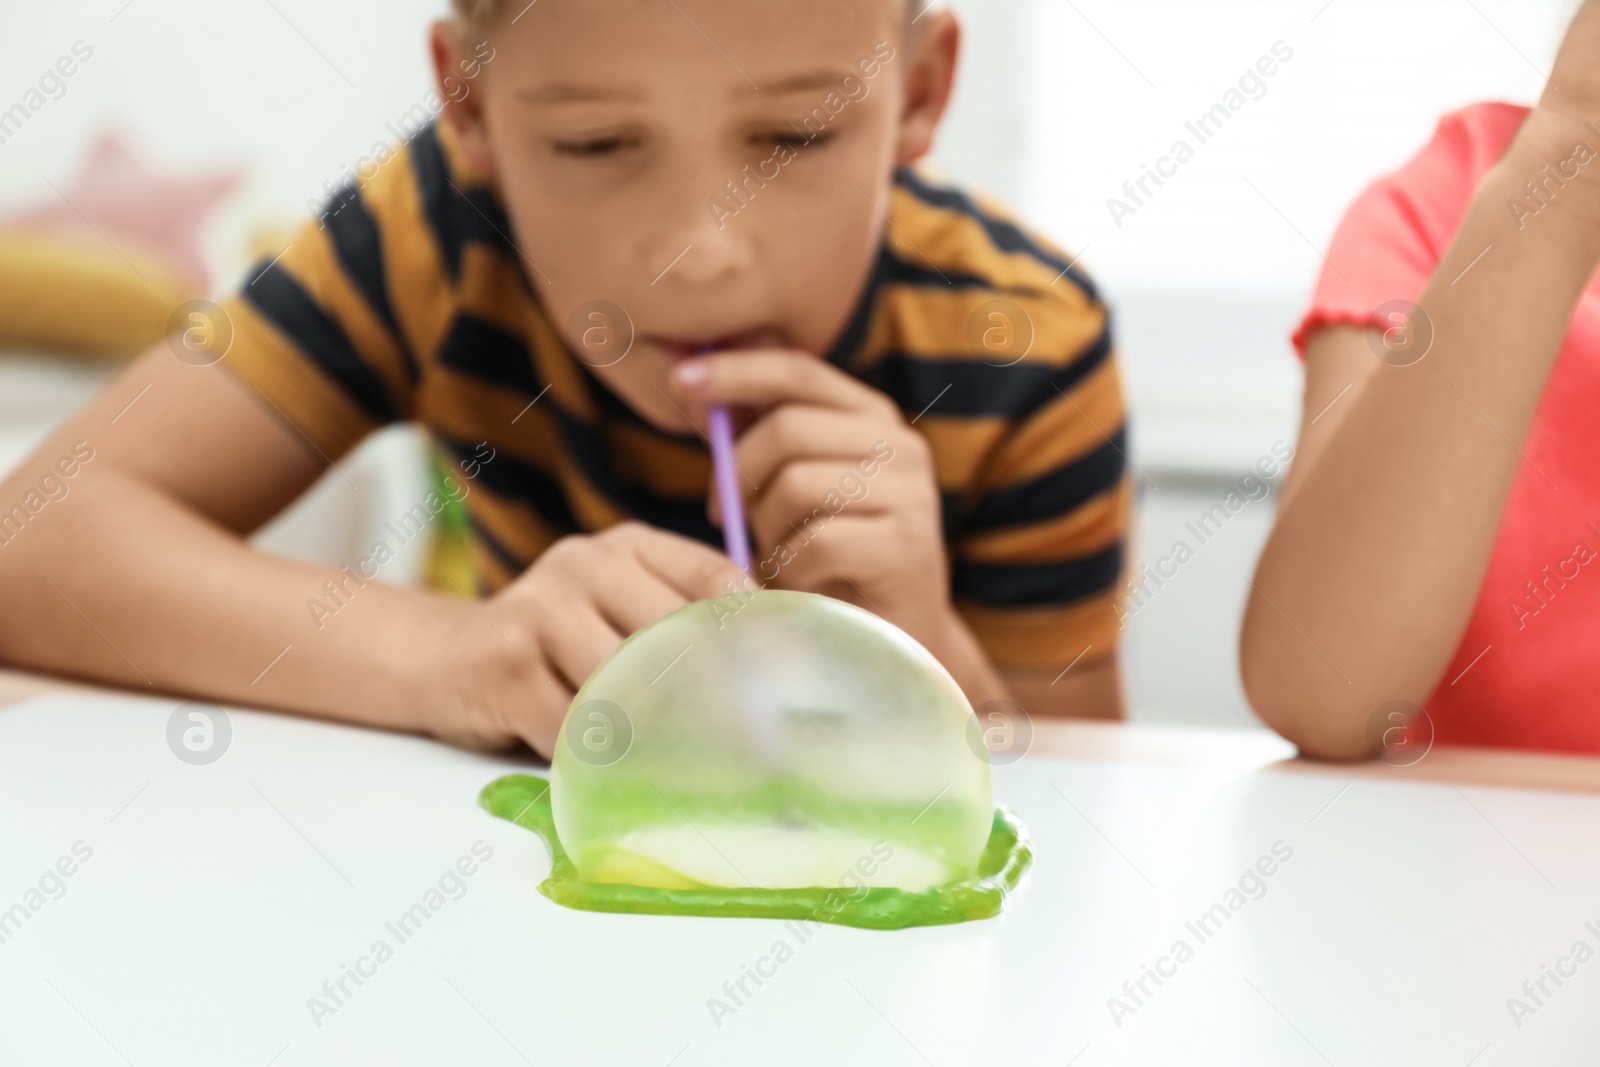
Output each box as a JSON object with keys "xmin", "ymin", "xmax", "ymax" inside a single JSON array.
[{"xmin": 1240, "ymin": 607, "xmax": 1375, "ymax": 762}]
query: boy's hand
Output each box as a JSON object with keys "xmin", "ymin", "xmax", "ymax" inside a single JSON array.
[
  {"xmin": 672, "ymin": 350, "xmax": 957, "ymax": 654},
  {"xmin": 438, "ymin": 521, "xmax": 744, "ymax": 756}
]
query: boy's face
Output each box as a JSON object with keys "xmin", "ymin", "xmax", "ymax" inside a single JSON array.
[{"xmin": 436, "ymin": 0, "xmax": 952, "ymax": 432}]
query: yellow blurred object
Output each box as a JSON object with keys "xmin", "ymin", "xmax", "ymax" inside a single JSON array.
[
  {"xmin": 423, "ymin": 443, "xmax": 480, "ymax": 596},
  {"xmin": 0, "ymin": 229, "xmax": 192, "ymax": 358}
]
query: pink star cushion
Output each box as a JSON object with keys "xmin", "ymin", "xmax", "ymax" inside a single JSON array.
[{"xmin": 5, "ymin": 131, "xmax": 238, "ymax": 293}]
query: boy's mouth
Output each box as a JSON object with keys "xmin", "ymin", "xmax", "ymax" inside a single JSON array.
[{"xmin": 650, "ymin": 328, "xmax": 786, "ymax": 362}]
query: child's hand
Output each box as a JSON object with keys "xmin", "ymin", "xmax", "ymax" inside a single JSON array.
[
  {"xmin": 1542, "ymin": 0, "xmax": 1600, "ymax": 124},
  {"xmin": 1519, "ymin": 4, "xmax": 1600, "ymax": 230},
  {"xmin": 438, "ymin": 522, "xmax": 745, "ymax": 756},
  {"xmin": 671, "ymin": 350, "xmax": 957, "ymax": 655}
]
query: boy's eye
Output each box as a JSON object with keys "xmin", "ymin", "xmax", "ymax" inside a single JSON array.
[
  {"xmin": 755, "ymin": 130, "xmax": 835, "ymax": 151},
  {"xmin": 552, "ymin": 135, "xmax": 639, "ymax": 157}
]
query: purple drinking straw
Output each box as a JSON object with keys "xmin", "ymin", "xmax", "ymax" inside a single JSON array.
[
  {"xmin": 707, "ymin": 403, "xmax": 751, "ymax": 573},
  {"xmin": 695, "ymin": 343, "xmax": 750, "ymax": 572}
]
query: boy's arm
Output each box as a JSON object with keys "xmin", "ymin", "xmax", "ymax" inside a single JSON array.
[
  {"xmin": 1002, "ymin": 660, "xmax": 1121, "ymax": 721},
  {"xmin": 1241, "ymin": 26, "xmax": 1600, "ymax": 757},
  {"xmin": 0, "ymin": 346, "xmax": 468, "ymax": 736},
  {"xmin": 0, "ymin": 345, "xmax": 742, "ymax": 754}
]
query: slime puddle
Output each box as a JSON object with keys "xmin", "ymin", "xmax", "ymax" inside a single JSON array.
[{"xmin": 478, "ymin": 773, "xmax": 1034, "ymax": 930}]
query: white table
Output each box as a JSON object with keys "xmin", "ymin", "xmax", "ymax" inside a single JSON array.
[{"xmin": 2, "ymin": 687, "xmax": 1598, "ymax": 1067}]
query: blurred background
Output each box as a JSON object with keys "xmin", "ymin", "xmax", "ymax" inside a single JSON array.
[{"xmin": 0, "ymin": 0, "xmax": 1570, "ymax": 728}]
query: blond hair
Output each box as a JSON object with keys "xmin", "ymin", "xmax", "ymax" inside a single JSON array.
[
  {"xmin": 450, "ymin": 0, "xmax": 500, "ymax": 31},
  {"xmin": 451, "ymin": 0, "xmax": 929, "ymax": 33}
]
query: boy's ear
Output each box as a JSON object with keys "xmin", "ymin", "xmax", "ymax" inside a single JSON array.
[
  {"xmin": 893, "ymin": 10, "xmax": 960, "ymax": 167},
  {"xmin": 430, "ymin": 20, "xmax": 497, "ymax": 177}
]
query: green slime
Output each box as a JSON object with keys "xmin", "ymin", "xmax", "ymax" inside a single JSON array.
[{"xmin": 478, "ymin": 773, "xmax": 1034, "ymax": 931}]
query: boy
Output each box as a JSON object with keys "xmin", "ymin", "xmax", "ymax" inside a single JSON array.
[{"xmin": 0, "ymin": 0, "xmax": 1127, "ymax": 754}]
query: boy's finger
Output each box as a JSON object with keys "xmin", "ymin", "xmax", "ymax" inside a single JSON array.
[
  {"xmin": 734, "ymin": 405, "xmax": 894, "ymax": 489},
  {"xmin": 615, "ymin": 522, "xmax": 749, "ymax": 601},
  {"xmin": 500, "ymin": 685, "xmax": 574, "ymax": 759},
  {"xmin": 541, "ymin": 605, "xmax": 625, "ymax": 692},
  {"xmin": 746, "ymin": 459, "xmax": 888, "ymax": 557},
  {"xmin": 586, "ymin": 557, "xmax": 694, "ymax": 635},
  {"xmin": 671, "ymin": 351, "xmax": 887, "ymax": 414},
  {"xmin": 770, "ymin": 513, "xmax": 899, "ymax": 593}
]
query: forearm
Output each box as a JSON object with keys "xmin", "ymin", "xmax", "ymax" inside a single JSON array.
[
  {"xmin": 0, "ymin": 464, "xmax": 472, "ymax": 736},
  {"xmin": 1245, "ymin": 107, "xmax": 1600, "ymax": 754},
  {"xmin": 920, "ymin": 606, "xmax": 1011, "ymax": 710}
]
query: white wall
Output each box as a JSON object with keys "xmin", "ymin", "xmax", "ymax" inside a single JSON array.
[{"xmin": 0, "ymin": 0, "xmax": 450, "ymax": 288}]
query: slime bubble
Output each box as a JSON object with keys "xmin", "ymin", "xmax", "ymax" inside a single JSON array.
[
  {"xmin": 478, "ymin": 590, "xmax": 1033, "ymax": 928},
  {"xmin": 554, "ymin": 590, "xmax": 991, "ymax": 888}
]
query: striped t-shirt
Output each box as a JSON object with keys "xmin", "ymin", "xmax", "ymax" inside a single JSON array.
[{"xmin": 221, "ymin": 121, "xmax": 1128, "ymax": 672}]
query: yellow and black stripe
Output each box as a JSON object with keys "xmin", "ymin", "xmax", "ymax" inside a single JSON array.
[{"xmin": 221, "ymin": 122, "xmax": 1128, "ymax": 671}]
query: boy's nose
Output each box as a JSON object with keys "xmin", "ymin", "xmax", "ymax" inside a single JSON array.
[{"xmin": 650, "ymin": 184, "xmax": 758, "ymax": 288}]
